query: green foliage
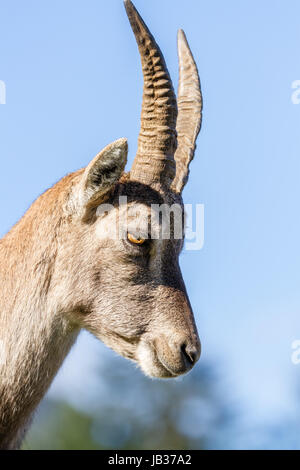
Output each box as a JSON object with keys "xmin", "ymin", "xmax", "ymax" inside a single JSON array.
[{"xmin": 23, "ymin": 357, "xmax": 232, "ymax": 450}]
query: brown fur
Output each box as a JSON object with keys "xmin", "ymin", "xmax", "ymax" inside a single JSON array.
[{"xmin": 0, "ymin": 162, "xmax": 200, "ymax": 449}]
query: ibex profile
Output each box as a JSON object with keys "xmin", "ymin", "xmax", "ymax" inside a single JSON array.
[{"xmin": 0, "ymin": 0, "xmax": 202, "ymax": 449}]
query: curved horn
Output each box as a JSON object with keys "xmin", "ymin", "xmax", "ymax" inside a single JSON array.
[
  {"xmin": 124, "ymin": 0, "xmax": 178, "ymax": 187},
  {"xmin": 171, "ymin": 29, "xmax": 203, "ymax": 194}
]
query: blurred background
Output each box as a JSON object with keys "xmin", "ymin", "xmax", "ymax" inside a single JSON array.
[{"xmin": 0, "ymin": 0, "xmax": 300, "ymax": 450}]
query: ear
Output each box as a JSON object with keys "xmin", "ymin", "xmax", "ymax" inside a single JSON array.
[{"xmin": 80, "ymin": 138, "xmax": 128, "ymax": 208}]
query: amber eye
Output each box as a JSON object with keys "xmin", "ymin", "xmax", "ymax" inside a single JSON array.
[{"xmin": 127, "ymin": 233, "xmax": 146, "ymax": 245}]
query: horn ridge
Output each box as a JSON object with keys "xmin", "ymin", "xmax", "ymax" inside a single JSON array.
[
  {"xmin": 124, "ymin": 0, "xmax": 178, "ymax": 187},
  {"xmin": 172, "ymin": 29, "xmax": 203, "ymax": 193}
]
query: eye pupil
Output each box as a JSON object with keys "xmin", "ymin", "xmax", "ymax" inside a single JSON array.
[{"xmin": 127, "ymin": 233, "xmax": 146, "ymax": 245}]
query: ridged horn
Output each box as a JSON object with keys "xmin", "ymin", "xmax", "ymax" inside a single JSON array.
[
  {"xmin": 171, "ymin": 29, "xmax": 203, "ymax": 194},
  {"xmin": 124, "ymin": 0, "xmax": 178, "ymax": 187}
]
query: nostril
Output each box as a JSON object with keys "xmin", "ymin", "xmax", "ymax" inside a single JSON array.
[{"xmin": 181, "ymin": 343, "xmax": 197, "ymax": 366}]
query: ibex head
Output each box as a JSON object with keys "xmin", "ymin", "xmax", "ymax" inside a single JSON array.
[{"xmin": 53, "ymin": 0, "xmax": 202, "ymax": 378}]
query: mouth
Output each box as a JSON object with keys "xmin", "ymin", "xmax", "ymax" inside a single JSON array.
[
  {"xmin": 98, "ymin": 330, "xmax": 198, "ymax": 379},
  {"xmin": 151, "ymin": 355, "xmax": 178, "ymax": 378},
  {"xmin": 136, "ymin": 340, "xmax": 192, "ymax": 379},
  {"xmin": 152, "ymin": 345, "xmax": 186, "ymax": 378}
]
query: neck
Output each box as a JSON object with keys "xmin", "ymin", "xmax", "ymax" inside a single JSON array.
[{"xmin": 0, "ymin": 176, "xmax": 80, "ymax": 449}]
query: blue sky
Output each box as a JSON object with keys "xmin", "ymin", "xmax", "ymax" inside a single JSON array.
[{"xmin": 1, "ymin": 0, "xmax": 300, "ymax": 448}]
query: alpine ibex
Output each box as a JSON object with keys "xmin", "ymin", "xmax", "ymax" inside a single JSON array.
[{"xmin": 0, "ymin": 0, "xmax": 202, "ymax": 449}]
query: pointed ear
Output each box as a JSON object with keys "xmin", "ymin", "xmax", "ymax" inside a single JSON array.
[{"xmin": 80, "ymin": 138, "xmax": 128, "ymax": 208}]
